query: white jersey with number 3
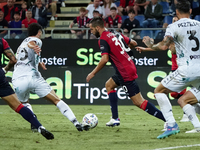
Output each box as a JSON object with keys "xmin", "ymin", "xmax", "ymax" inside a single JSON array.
[
  {"xmin": 12, "ymin": 37, "xmax": 42, "ymax": 80},
  {"xmin": 165, "ymin": 18, "xmax": 200, "ymax": 67}
]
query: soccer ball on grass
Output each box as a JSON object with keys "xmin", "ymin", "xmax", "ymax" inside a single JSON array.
[{"xmin": 82, "ymin": 113, "xmax": 98, "ymax": 129}]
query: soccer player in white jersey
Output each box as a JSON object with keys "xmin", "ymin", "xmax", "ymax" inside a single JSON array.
[
  {"xmin": 12, "ymin": 23, "xmax": 89, "ymax": 132},
  {"xmin": 142, "ymin": 0, "xmax": 200, "ymax": 139}
]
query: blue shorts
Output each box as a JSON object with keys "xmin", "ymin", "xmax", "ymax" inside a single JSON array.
[
  {"xmin": 0, "ymin": 69, "xmax": 14, "ymax": 97},
  {"xmin": 112, "ymin": 74, "xmax": 140, "ymax": 97}
]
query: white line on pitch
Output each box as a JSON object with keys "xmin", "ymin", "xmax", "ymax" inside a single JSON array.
[{"xmin": 149, "ymin": 144, "xmax": 200, "ymax": 150}]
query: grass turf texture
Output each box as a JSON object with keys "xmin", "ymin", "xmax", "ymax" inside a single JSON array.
[{"xmin": 0, "ymin": 105, "xmax": 200, "ymax": 150}]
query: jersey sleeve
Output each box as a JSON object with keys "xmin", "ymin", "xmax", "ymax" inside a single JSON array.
[
  {"xmin": 165, "ymin": 24, "xmax": 174, "ymax": 38},
  {"xmin": 99, "ymin": 39, "xmax": 110, "ymax": 55},
  {"xmin": 36, "ymin": 39, "xmax": 42, "ymax": 48},
  {"xmin": 2, "ymin": 38, "xmax": 10, "ymax": 51},
  {"xmin": 30, "ymin": 38, "xmax": 42, "ymax": 48},
  {"xmin": 121, "ymin": 33, "xmax": 131, "ymax": 45}
]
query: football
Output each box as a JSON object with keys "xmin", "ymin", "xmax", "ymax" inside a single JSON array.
[{"xmin": 82, "ymin": 113, "xmax": 98, "ymax": 129}]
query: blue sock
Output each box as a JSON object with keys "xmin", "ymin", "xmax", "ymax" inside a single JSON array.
[
  {"xmin": 140, "ymin": 100, "xmax": 166, "ymax": 122},
  {"xmin": 16, "ymin": 104, "xmax": 42, "ymax": 129},
  {"xmin": 108, "ymin": 90, "xmax": 118, "ymax": 119}
]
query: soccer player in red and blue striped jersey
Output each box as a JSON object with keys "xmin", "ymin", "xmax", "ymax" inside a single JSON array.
[{"xmin": 86, "ymin": 17, "xmax": 166, "ymax": 127}]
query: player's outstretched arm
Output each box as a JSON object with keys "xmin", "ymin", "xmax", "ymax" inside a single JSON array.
[
  {"xmin": 135, "ymin": 46, "xmax": 155, "ymax": 53},
  {"xmin": 28, "ymin": 41, "xmax": 41, "ymax": 55},
  {"xmin": 86, "ymin": 54, "xmax": 109, "ymax": 82},
  {"xmin": 143, "ymin": 35, "xmax": 173, "ymax": 51},
  {"xmin": 3, "ymin": 48, "xmax": 17, "ymax": 73},
  {"xmin": 129, "ymin": 39, "xmax": 137, "ymax": 49}
]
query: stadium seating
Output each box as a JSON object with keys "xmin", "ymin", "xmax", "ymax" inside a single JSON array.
[
  {"xmin": 49, "ymin": 20, "xmax": 76, "ymax": 27},
  {"xmin": 159, "ymin": 2, "xmax": 172, "ymax": 14},
  {"xmin": 134, "ymin": 15, "xmax": 145, "ymax": 27},
  {"xmin": 51, "ymin": 33, "xmax": 76, "ymax": 39},
  {"xmin": 60, "ymin": 7, "xmax": 84, "ymax": 14},
  {"xmin": 115, "ymin": 1, "xmax": 120, "ymax": 7},
  {"xmin": 140, "ymin": 30, "xmax": 154, "ymax": 39},
  {"xmin": 65, "ymin": 0, "xmax": 90, "ymax": 4},
  {"xmin": 192, "ymin": 1, "xmax": 199, "ymax": 9},
  {"xmin": 154, "ymin": 30, "xmax": 163, "ymax": 39},
  {"xmin": 163, "ymin": 16, "xmax": 173, "ymax": 24},
  {"xmin": 122, "ymin": 15, "xmax": 129, "ymax": 22},
  {"xmin": 194, "ymin": 15, "xmax": 200, "ymax": 21}
]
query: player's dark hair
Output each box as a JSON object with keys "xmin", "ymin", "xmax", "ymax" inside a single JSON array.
[
  {"xmin": 110, "ymin": 6, "xmax": 117, "ymax": 11},
  {"xmin": 175, "ymin": 0, "xmax": 191, "ymax": 14},
  {"xmin": 90, "ymin": 17, "xmax": 104, "ymax": 28},
  {"xmin": 128, "ymin": 9, "xmax": 135, "ymax": 14},
  {"xmin": 28, "ymin": 23, "xmax": 43, "ymax": 36}
]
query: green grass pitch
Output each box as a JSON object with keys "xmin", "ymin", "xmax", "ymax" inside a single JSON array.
[{"xmin": 0, "ymin": 105, "xmax": 200, "ymax": 150}]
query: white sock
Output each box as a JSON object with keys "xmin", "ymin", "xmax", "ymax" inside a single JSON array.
[
  {"xmin": 193, "ymin": 103, "xmax": 200, "ymax": 115},
  {"xmin": 23, "ymin": 103, "xmax": 34, "ymax": 112},
  {"xmin": 56, "ymin": 100, "xmax": 79, "ymax": 126},
  {"xmin": 155, "ymin": 93, "xmax": 176, "ymax": 127},
  {"xmin": 183, "ymin": 104, "xmax": 200, "ymax": 128},
  {"xmin": 38, "ymin": 126, "xmax": 45, "ymax": 133}
]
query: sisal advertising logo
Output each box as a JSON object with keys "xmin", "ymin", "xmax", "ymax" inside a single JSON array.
[
  {"xmin": 5, "ymin": 70, "xmax": 128, "ymax": 104},
  {"xmin": 76, "ymin": 48, "xmax": 161, "ymax": 66}
]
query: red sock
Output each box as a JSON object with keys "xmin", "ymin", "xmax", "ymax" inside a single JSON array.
[
  {"xmin": 107, "ymin": 90, "xmax": 116, "ymax": 95},
  {"xmin": 179, "ymin": 89, "xmax": 186, "ymax": 95},
  {"xmin": 170, "ymin": 92, "xmax": 179, "ymax": 99},
  {"xmin": 15, "ymin": 103, "xmax": 24, "ymax": 113},
  {"xmin": 140, "ymin": 100, "xmax": 148, "ymax": 110}
]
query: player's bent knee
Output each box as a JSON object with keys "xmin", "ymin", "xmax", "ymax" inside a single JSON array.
[{"xmin": 177, "ymin": 96, "xmax": 188, "ymax": 107}]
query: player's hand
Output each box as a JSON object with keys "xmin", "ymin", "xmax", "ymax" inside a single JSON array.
[
  {"xmin": 135, "ymin": 46, "xmax": 145, "ymax": 53},
  {"xmin": 142, "ymin": 36, "xmax": 154, "ymax": 48},
  {"xmin": 28, "ymin": 41, "xmax": 41, "ymax": 56},
  {"xmin": 39, "ymin": 62, "xmax": 47, "ymax": 70},
  {"xmin": 86, "ymin": 73, "xmax": 95, "ymax": 82},
  {"xmin": 33, "ymin": 45, "xmax": 41, "ymax": 56}
]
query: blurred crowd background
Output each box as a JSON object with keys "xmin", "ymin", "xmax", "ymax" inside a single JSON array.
[{"xmin": 0, "ymin": 0, "xmax": 199, "ymax": 39}]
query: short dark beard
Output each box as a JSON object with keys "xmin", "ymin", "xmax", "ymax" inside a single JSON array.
[{"xmin": 94, "ymin": 29, "xmax": 100, "ymax": 38}]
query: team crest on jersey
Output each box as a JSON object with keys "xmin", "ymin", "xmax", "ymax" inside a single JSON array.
[{"xmin": 100, "ymin": 45, "xmax": 104, "ymax": 50}]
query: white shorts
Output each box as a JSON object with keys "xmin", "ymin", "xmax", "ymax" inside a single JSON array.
[
  {"xmin": 161, "ymin": 66, "xmax": 200, "ymax": 102},
  {"xmin": 12, "ymin": 75, "xmax": 52, "ymax": 102}
]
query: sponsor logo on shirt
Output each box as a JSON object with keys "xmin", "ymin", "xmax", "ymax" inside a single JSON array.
[
  {"xmin": 190, "ymin": 55, "xmax": 200, "ymax": 60},
  {"xmin": 100, "ymin": 45, "xmax": 104, "ymax": 50}
]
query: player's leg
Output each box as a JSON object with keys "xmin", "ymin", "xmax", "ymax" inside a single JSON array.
[
  {"xmin": 155, "ymin": 83, "xmax": 176, "ymax": 126},
  {"xmin": 125, "ymin": 80, "xmax": 165, "ymax": 122},
  {"xmin": 22, "ymin": 100, "xmax": 38, "ymax": 132},
  {"xmin": 33, "ymin": 77, "xmax": 88, "ymax": 131},
  {"xmin": 2, "ymin": 94, "xmax": 54, "ymax": 140},
  {"xmin": 23, "ymin": 100, "xmax": 34, "ymax": 111},
  {"xmin": 12, "ymin": 76, "xmax": 38, "ymax": 131},
  {"xmin": 44, "ymin": 90, "xmax": 89, "ymax": 131},
  {"xmin": 154, "ymin": 69, "xmax": 190, "ymax": 138},
  {"xmin": 194, "ymin": 103, "xmax": 200, "ymax": 115},
  {"xmin": 171, "ymin": 89, "xmax": 189, "ymax": 122},
  {"xmin": 105, "ymin": 77, "xmax": 120, "ymax": 127},
  {"xmin": 178, "ymin": 88, "xmax": 200, "ymax": 133},
  {"xmin": 154, "ymin": 83, "xmax": 180, "ymax": 139}
]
